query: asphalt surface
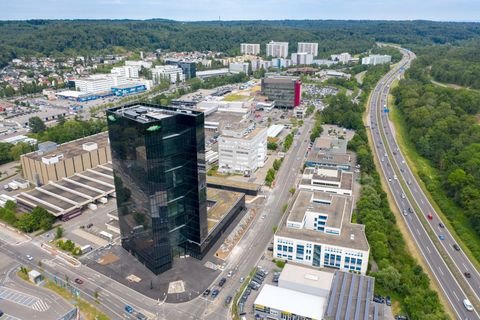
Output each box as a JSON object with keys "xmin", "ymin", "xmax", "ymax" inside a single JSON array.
[
  {"xmin": 369, "ymin": 47, "xmax": 480, "ymax": 319},
  {"xmin": 0, "ymin": 117, "xmax": 313, "ymax": 320}
]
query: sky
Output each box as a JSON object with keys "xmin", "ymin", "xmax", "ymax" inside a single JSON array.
[{"xmin": 1, "ymin": 0, "xmax": 480, "ymax": 21}]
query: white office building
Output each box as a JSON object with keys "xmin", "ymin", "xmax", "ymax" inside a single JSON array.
[
  {"xmin": 125, "ymin": 60, "xmax": 152, "ymax": 69},
  {"xmin": 229, "ymin": 62, "xmax": 249, "ymax": 74},
  {"xmin": 298, "ymin": 42, "xmax": 319, "ymax": 56},
  {"xmin": 240, "ymin": 43, "xmax": 261, "ymax": 55},
  {"xmin": 291, "ymin": 52, "xmax": 314, "ymax": 66},
  {"xmin": 266, "ymin": 41, "xmax": 289, "ymax": 58},
  {"xmin": 271, "ymin": 58, "xmax": 292, "ymax": 69},
  {"xmin": 330, "ymin": 52, "xmax": 352, "ymax": 64},
  {"xmin": 111, "ymin": 65, "xmax": 139, "ymax": 79},
  {"xmin": 362, "ymin": 54, "xmax": 392, "ymax": 65},
  {"xmin": 151, "ymin": 65, "xmax": 185, "ymax": 84},
  {"xmin": 274, "ymin": 190, "xmax": 369, "ymax": 274},
  {"xmin": 75, "ymin": 74, "xmax": 128, "ymax": 94},
  {"xmin": 218, "ymin": 123, "xmax": 267, "ymax": 175},
  {"xmin": 299, "ymin": 167, "xmax": 353, "ymax": 196}
]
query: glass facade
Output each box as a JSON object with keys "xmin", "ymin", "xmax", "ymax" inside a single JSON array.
[{"xmin": 107, "ymin": 103, "xmax": 207, "ymax": 275}]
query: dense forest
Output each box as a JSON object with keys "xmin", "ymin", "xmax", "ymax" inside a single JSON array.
[
  {"xmin": 414, "ymin": 40, "xmax": 480, "ymax": 88},
  {"xmin": 321, "ymin": 65, "xmax": 447, "ymax": 319},
  {"xmin": 393, "ymin": 59, "xmax": 480, "ymax": 259},
  {"xmin": 1, "ymin": 20, "xmax": 480, "ymax": 67}
]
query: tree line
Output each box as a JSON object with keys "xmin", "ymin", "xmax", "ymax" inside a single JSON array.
[
  {"xmin": 392, "ymin": 59, "xmax": 480, "ymax": 260},
  {"xmin": 2, "ymin": 20, "xmax": 480, "ymax": 68}
]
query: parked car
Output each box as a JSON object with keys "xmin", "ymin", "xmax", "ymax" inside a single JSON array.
[
  {"xmin": 203, "ymin": 289, "xmax": 211, "ymax": 296},
  {"xmin": 219, "ymin": 278, "xmax": 226, "ymax": 286},
  {"xmin": 227, "ymin": 270, "xmax": 233, "ymax": 277},
  {"xmin": 211, "ymin": 289, "xmax": 219, "ymax": 298},
  {"xmin": 386, "ymin": 296, "xmax": 391, "ymax": 306},
  {"xmin": 225, "ymin": 296, "xmax": 233, "ymax": 304},
  {"xmin": 26, "ymin": 255, "xmax": 33, "ymax": 261},
  {"xmin": 373, "ymin": 295, "xmax": 385, "ymax": 304},
  {"xmin": 239, "ymin": 277, "xmax": 244, "ymax": 283}
]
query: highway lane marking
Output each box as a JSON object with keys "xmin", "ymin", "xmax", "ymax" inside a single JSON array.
[
  {"xmin": 463, "ymin": 263, "xmax": 468, "ymax": 270},
  {"xmin": 452, "ymin": 291, "xmax": 459, "ymax": 301},
  {"xmin": 438, "ymin": 266, "xmax": 444, "ymax": 276},
  {"xmin": 426, "ymin": 246, "xmax": 431, "ymax": 254},
  {"xmin": 416, "ymin": 228, "xmax": 420, "ymax": 235}
]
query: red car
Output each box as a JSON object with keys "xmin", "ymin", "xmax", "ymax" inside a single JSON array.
[
  {"xmin": 74, "ymin": 278, "xmax": 84, "ymax": 285},
  {"xmin": 427, "ymin": 213, "xmax": 433, "ymax": 220}
]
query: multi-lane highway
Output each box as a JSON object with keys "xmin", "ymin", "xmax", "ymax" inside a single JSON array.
[{"xmin": 369, "ymin": 47, "xmax": 480, "ymax": 319}]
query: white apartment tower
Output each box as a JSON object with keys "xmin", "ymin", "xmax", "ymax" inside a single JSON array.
[
  {"xmin": 291, "ymin": 52, "xmax": 314, "ymax": 66},
  {"xmin": 240, "ymin": 43, "xmax": 261, "ymax": 55},
  {"xmin": 266, "ymin": 41, "xmax": 289, "ymax": 58},
  {"xmin": 298, "ymin": 42, "xmax": 318, "ymax": 56}
]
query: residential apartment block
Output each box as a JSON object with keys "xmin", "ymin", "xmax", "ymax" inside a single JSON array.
[
  {"xmin": 240, "ymin": 43, "xmax": 261, "ymax": 55},
  {"xmin": 266, "ymin": 41, "xmax": 289, "ymax": 58},
  {"xmin": 298, "ymin": 42, "xmax": 319, "ymax": 56},
  {"xmin": 151, "ymin": 65, "xmax": 185, "ymax": 84},
  {"xmin": 291, "ymin": 52, "xmax": 314, "ymax": 66}
]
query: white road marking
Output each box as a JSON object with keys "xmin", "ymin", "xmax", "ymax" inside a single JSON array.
[
  {"xmin": 416, "ymin": 228, "xmax": 420, "ymax": 235},
  {"xmin": 426, "ymin": 246, "xmax": 431, "ymax": 254},
  {"xmin": 436, "ymin": 266, "xmax": 444, "ymax": 277},
  {"xmin": 452, "ymin": 290, "xmax": 459, "ymax": 301}
]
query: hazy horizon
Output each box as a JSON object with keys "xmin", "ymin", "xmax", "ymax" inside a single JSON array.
[{"xmin": 2, "ymin": 0, "xmax": 480, "ymax": 22}]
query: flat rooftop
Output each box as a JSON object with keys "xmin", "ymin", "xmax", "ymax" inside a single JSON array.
[
  {"xmin": 108, "ymin": 103, "xmax": 203, "ymax": 124},
  {"xmin": 279, "ymin": 264, "xmax": 334, "ymax": 295},
  {"xmin": 206, "ymin": 176, "xmax": 261, "ymax": 192},
  {"xmin": 23, "ymin": 131, "xmax": 109, "ymax": 161},
  {"xmin": 206, "ymin": 111, "xmax": 244, "ymax": 125},
  {"xmin": 255, "ymin": 284, "xmax": 326, "ymax": 320},
  {"xmin": 206, "ymin": 188, "xmax": 244, "ymax": 233},
  {"xmin": 324, "ymin": 271, "xmax": 376, "ymax": 320},
  {"xmin": 277, "ymin": 194, "xmax": 369, "ymax": 251},
  {"xmin": 288, "ymin": 191, "xmax": 347, "ymax": 229},
  {"xmin": 307, "ymin": 152, "xmax": 352, "ymax": 167},
  {"xmin": 222, "ymin": 126, "xmax": 266, "ymax": 140},
  {"xmin": 15, "ymin": 164, "xmax": 115, "ymax": 217},
  {"xmin": 302, "ymin": 168, "xmax": 353, "ymax": 191}
]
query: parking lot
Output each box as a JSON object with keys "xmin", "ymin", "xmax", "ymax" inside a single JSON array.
[{"xmin": 0, "ymin": 286, "xmax": 49, "ymax": 312}]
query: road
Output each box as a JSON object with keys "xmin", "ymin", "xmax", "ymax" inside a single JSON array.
[
  {"xmin": 0, "ymin": 117, "xmax": 313, "ymax": 320},
  {"xmin": 369, "ymin": 47, "xmax": 480, "ymax": 319},
  {"xmin": 201, "ymin": 118, "xmax": 315, "ymax": 318}
]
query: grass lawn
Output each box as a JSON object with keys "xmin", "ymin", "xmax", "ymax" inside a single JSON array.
[
  {"xmin": 389, "ymin": 84, "xmax": 480, "ymax": 271},
  {"xmin": 223, "ymin": 93, "xmax": 248, "ymax": 102}
]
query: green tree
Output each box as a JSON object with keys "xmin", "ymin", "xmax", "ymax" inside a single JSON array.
[
  {"xmin": 55, "ymin": 226, "xmax": 64, "ymax": 239},
  {"xmin": 28, "ymin": 116, "xmax": 46, "ymax": 133},
  {"xmin": 9, "ymin": 142, "xmax": 34, "ymax": 160}
]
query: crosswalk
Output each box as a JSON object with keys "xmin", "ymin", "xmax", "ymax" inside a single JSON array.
[
  {"xmin": 31, "ymin": 299, "xmax": 50, "ymax": 311},
  {"xmin": 0, "ymin": 286, "xmax": 49, "ymax": 312}
]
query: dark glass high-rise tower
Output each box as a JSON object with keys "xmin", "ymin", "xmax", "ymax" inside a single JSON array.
[{"xmin": 106, "ymin": 103, "xmax": 208, "ymax": 275}]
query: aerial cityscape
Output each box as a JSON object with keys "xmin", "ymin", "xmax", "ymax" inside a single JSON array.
[{"xmin": 0, "ymin": 2, "xmax": 480, "ymax": 320}]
